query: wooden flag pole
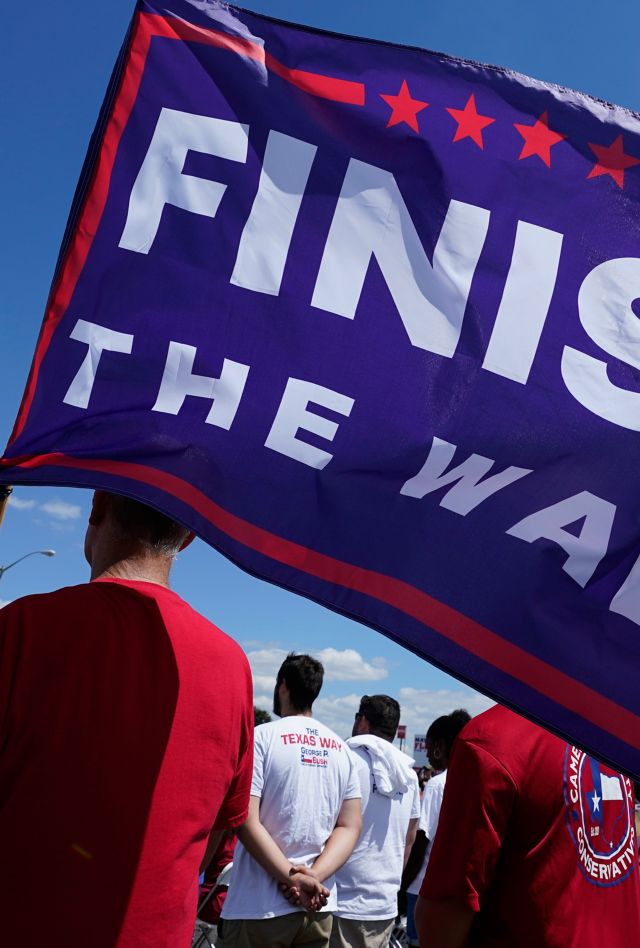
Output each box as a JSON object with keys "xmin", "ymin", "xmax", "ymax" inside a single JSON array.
[{"xmin": 0, "ymin": 486, "xmax": 13, "ymax": 530}]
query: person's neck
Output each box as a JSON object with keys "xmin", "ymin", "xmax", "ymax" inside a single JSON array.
[
  {"xmin": 374, "ymin": 732, "xmax": 394, "ymax": 743},
  {"xmin": 92, "ymin": 553, "xmax": 173, "ymax": 587},
  {"xmin": 282, "ymin": 708, "xmax": 313, "ymax": 718}
]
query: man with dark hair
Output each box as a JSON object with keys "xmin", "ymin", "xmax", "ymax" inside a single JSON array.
[
  {"xmin": 425, "ymin": 709, "xmax": 472, "ymax": 763},
  {"xmin": 329, "ymin": 695, "xmax": 420, "ymax": 948},
  {"xmin": 401, "ymin": 708, "xmax": 471, "ymax": 947},
  {"xmin": 273, "ymin": 652, "xmax": 324, "ymax": 715},
  {"xmin": 356, "ymin": 694, "xmax": 402, "ymax": 741},
  {"xmin": 221, "ymin": 653, "xmax": 362, "ymax": 947},
  {"xmin": 0, "ymin": 490, "xmax": 254, "ymax": 948}
]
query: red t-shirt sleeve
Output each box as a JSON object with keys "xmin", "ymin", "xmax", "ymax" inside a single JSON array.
[
  {"xmin": 420, "ymin": 736, "xmax": 517, "ymax": 912},
  {"xmin": 213, "ymin": 658, "xmax": 254, "ymax": 830}
]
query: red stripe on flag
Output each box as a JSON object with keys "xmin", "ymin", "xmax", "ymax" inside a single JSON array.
[
  {"xmin": 3, "ymin": 450, "xmax": 640, "ymax": 756},
  {"xmin": 265, "ymin": 56, "xmax": 365, "ymax": 105},
  {"xmin": 9, "ymin": 15, "xmax": 153, "ymax": 444},
  {"xmin": 9, "ymin": 11, "xmax": 364, "ymax": 444},
  {"xmin": 146, "ymin": 14, "xmax": 365, "ymax": 104}
]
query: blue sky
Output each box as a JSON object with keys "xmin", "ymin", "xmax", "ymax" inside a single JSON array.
[{"xmin": 1, "ymin": 0, "xmax": 639, "ymax": 743}]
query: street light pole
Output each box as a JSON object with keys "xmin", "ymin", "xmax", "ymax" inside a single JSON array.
[{"xmin": 0, "ymin": 549, "xmax": 56, "ymax": 581}]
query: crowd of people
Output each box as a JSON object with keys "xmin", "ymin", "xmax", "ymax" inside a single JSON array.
[{"xmin": 0, "ymin": 493, "xmax": 639, "ymax": 947}]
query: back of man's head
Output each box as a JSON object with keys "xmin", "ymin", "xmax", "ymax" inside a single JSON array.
[
  {"xmin": 107, "ymin": 493, "xmax": 191, "ymax": 556},
  {"xmin": 427, "ymin": 708, "xmax": 471, "ymax": 751},
  {"xmin": 358, "ymin": 694, "xmax": 401, "ymax": 741},
  {"xmin": 276, "ymin": 653, "xmax": 324, "ymax": 712}
]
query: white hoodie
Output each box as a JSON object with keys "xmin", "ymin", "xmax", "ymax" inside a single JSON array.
[{"xmin": 347, "ymin": 733, "xmax": 417, "ymax": 796}]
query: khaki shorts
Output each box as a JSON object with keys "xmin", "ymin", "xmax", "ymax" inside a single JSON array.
[
  {"xmin": 329, "ymin": 915, "xmax": 395, "ymax": 948},
  {"xmin": 220, "ymin": 911, "xmax": 332, "ymax": 948}
]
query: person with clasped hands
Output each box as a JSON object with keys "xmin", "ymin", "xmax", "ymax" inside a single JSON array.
[{"xmin": 220, "ymin": 653, "xmax": 362, "ymax": 947}]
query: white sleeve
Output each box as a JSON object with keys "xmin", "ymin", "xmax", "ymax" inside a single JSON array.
[
  {"xmin": 410, "ymin": 773, "xmax": 421, "ymax": 820},
  {"xmin": 344, "ymin": 749, "xmax": 363, "ymax": 800},
  {"xmin": 420, "ymin": 778, "xmax": 445, "ymax": 841},
  {"xmin": 250, "ymin": 724, "xmax": 268, "ymax": 798}
]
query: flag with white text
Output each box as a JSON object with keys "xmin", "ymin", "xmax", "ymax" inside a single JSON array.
[{"xmin": 3, "ymin": 0, "xmax": 640, "ymax": 776}]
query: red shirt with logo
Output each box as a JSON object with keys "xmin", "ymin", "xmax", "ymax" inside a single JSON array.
[
  {"xmin": 421, "ymin": 705, "xmax": 640, "ymax": 946},
  {"xmin": 0, "ymin": 578, "xmax": 254, "ymax": 948}
]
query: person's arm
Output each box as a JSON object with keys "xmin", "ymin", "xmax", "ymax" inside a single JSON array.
[
  {"xmin": 281, "ymin": 756, "xmax": 363, "ymax": 906},
  {"xmin": 415, "ymin": 895, "xmax": 474, "ymax": 948},
  {"xmin": 401, "ymin": 829, "xmax": 428, "ymax": 890},
  {"xmin": 236, "ymin": 796, "xmax": 329, "ymax": 909},
  {"xmin": 199, "ymin": 828, "xmax": 225, "ymax": 874},
  {"xmin": 310, "ymin": 796, "xmax": 362, "ymax": 882},
  {"xmin": 207, "ymin": 656, "xmax": 255, "ymax": 841},
  {"xmin": 403, "ymin": 817, "xmax": 419, "ymax": 868},
  {"xmin": 402, "ymin": 775, "xmax": 440, "ymax": 889}
]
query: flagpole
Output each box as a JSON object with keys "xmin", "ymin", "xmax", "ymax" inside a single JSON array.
[{"xmin": 0, "ymin": 486, "xmax": 13, "ymax": 530}]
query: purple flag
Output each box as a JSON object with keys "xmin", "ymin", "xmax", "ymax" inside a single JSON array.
[{"xmin": 3, "ymin": 0, "xmax": 640, "ymax": 776}]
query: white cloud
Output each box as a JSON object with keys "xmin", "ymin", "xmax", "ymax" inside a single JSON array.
[
  {"xmin": 39, "ymin": 500, "xmax": 82, "ymax": 521},
  {"xmin": 247, "ymin": 648, "xmax": 288, "ymax": 677},
  {"xmin": 253, "ymin": 674, "xmax": 276, "ymax": 695},
  {"xmin": 242, "ymin": 639, "xmax": 281, "ymax": 650},
  {"xmin": 253, "ymin": 692, "xmax": 275, "ymax": 715},
  {"xmin": 314, "ymin": 648, "xmax": 388, "ymax": 682},
  {"xmin": 246, "ymin": 649, "xmax": 284, "ymax": 708},
  {"xmin": 0, "ymin": 599, "xmax": 11, "ymax": 609},
  {"xmin": 7, "ymin": 496, "xmax": 36, "ymax": 510},
  {"xmin": 5, "ymin": 493, "xmax": 83, "ymax": 527},
  {"xmin": 246, "ymin": 646, "xmax": 388, "ymax": 687},
  {"xmin": 313, "ymin": 693, "xmax": 363, "ymax": 739},
  {"xmin": 397, "ymin": 687, "xmax": 494, "ymax": 738}
]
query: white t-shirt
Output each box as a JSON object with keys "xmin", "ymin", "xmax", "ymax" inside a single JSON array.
[
  {"xmin": 222, "ymin": 716, "xmax": 361, "ymax": 920},
  {"xmin": 407, "ymin": 770, "xmax": 447, "ymax": 896},
  {"xmin": 334, "ymin": 736, "xmax": 421, "ymax": 920}
]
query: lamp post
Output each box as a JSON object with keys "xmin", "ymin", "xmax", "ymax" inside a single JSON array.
[{"xmin": 0, "ymin": 549, "xmax": 56, "ymax": 581}]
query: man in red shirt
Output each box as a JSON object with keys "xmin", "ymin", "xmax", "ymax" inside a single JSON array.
[
  {"xmin": 0, "ymin": 490, "xmax": 254, "ymax": 948},
  {"xmin": 416, "ymin": 704, "xmax": 640, "ymax": 947}
]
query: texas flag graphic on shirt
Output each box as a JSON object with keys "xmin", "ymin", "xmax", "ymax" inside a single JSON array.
[
  {"xmin": 587, "ymin": 759, "xmax": 626, "ymax": 851},
  {"xmin": 601, "ymin": 774, "xmax": 624, "ymax": 802}
]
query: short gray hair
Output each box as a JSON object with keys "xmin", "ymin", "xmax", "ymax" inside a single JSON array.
[{"xmin": 107, "ymin": 494, "xmax": 190, "ymax": 556}]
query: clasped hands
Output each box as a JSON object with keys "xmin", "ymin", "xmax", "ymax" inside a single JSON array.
[{"xmin": 280, "ymin": 865, "xmax": 329, "ymax": 912}]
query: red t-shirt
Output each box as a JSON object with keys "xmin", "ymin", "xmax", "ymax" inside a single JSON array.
[
  {"xmin": 0, "ymin": 578, "xmax": 253, "ymax": 948},
  {"xmin": 421, "ymin": 705, "xmax": 640, "ymax": 946}
]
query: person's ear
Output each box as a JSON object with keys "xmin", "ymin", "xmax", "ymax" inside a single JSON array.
[
  {"xmin": 178, "ymin": 531, "xmax": 196, "ymax": 552},
  {"xmin": 278, "ymin": 678, "xmax": 292, "ymax": 707},
  {"xmin": 88, "ymin": 490, "xmax": 110, "ymax": 527}
]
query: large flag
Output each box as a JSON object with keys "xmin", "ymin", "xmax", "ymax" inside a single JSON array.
[{"xmin": 2, "ymin": 0, "xmax": 640, "ymax": 776}]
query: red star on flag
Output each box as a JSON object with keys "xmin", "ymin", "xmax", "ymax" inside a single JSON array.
[
  {"xmin": 447, "ymin": 94, "xmax": 495, "ymax": 149},
  {"xmin": 380, "ymin": 80, "xmax": 428, "ymax": 133},
  {"xmin": 513, "ymin": 111, "xmax": 565, "ymax": 167},
  {"xmin": 587, "ymin": 135, "xmax": 640, "ymax": 189}
]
